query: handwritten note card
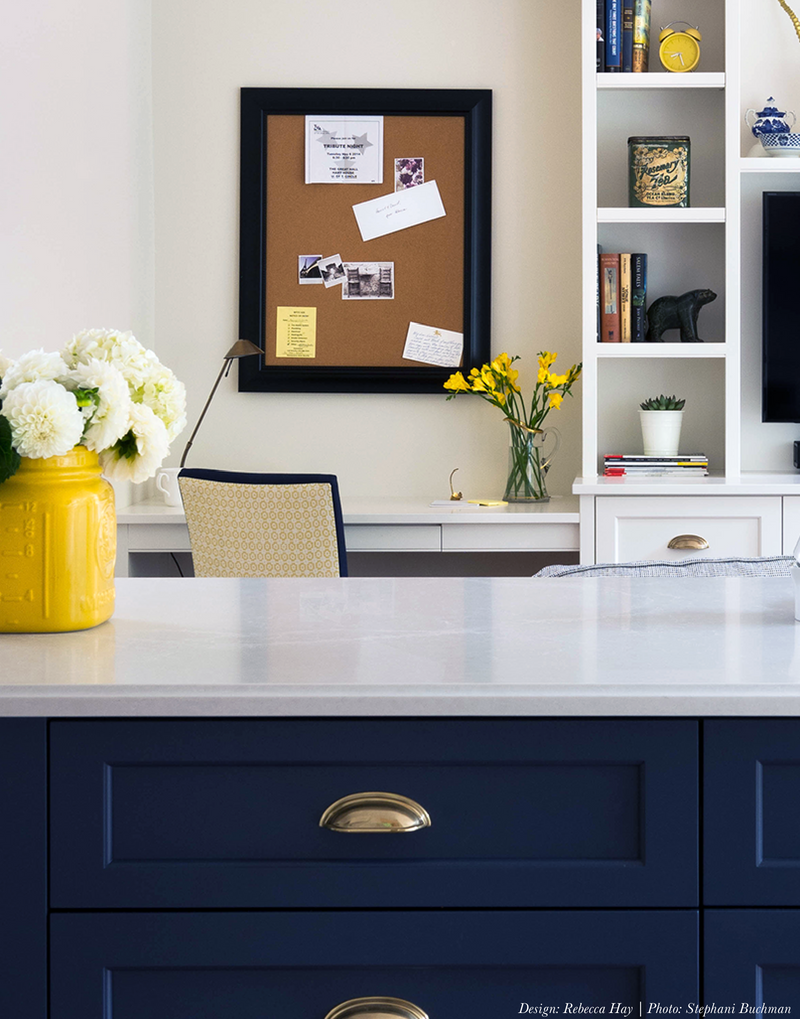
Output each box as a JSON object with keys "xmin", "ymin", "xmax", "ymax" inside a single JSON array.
[
  {"xmin": 276, "ymin": 307, "xmax": 317, "ymax": 359},
  {"xmin": 402, "ymin": 321, "xmax": 463, "ymax": 367},
  {"xmin": 352, "ymin": 180, "xmax": 446, "ymax": 242}
]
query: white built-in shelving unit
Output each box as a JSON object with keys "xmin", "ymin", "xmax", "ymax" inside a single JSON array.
[
  {"xmin": 575, "ymin": 0, "xmax": 800, "ymax": 563},
  {"xmin": 580, "ymin": 0, "xmax": 735, "ymax": 481}
]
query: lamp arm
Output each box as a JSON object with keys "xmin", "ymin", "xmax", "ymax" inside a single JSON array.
[{"xmin": 179, "ymin": 359, "xmax": 230, "ymax": 469}]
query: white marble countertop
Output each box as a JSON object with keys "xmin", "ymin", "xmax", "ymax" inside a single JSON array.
[{"xmin": 3, "ymin": 576, "xmax": 800, "ymax": 717}]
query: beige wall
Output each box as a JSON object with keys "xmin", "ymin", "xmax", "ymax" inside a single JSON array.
[
  {"xmin": 1, "ymin": 0, "xmax": 154, "ymax": 351},
  {"xmin": 4, "ymin": 0, "xmax": 584, "ymax": 500}
]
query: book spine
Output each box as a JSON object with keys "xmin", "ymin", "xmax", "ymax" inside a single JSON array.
[
  {"xmin": 619, "ymin": 253, "xmax": 631, "ymax": 342},
  {"xmin": 632, "ymin": 0, "xmax": 651, "ymax": 72},
  {"xmin": 622, "ymin": 0, "xmax": 634, "ymax": 71},
  {"xmin": 606, "ymin": 0, "xmax": 622, "ymax": 71},
  {"xmin": 605, "ymin": 469, "xmax": 709, "ymax": 476},
  {"xmin": 630, "ymin": 253, "xmax": 648, "ymax": 342},
  {"xmin": 599, "ymin": 253, "xmax": 621, "ymax": 342},
  {"xmin": 596, "ymin": 244, "xmax": 603, "ymax": 342},
  {"xmin": 597, "ymin": 0, "xmax": 606, "ymax": 71}
]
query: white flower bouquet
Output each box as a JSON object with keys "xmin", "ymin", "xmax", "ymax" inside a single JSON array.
[{"xmin": 0, "ymin": 329, "xmax": 186, "ymax": 484}]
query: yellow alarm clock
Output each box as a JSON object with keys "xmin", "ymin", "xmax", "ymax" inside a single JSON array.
[{"xmin": 658, "ymin": 21, "xmax": 702, "ymax": 72}]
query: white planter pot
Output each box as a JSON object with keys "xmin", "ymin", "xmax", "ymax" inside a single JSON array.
[{"xmin": 639, "ymin": 409, "xmax": 684, "ymax": 457}]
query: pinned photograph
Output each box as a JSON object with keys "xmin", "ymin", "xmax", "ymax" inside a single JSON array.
[
  {"xmin": 341, "ymin": 262, "xmax": 395, "ymax": 300},
  {"xmin": 395, "ymin": 158, "xmax": 424, "ymax": 191},
  {"xmin": 298, "ymin": 255, "xmax": 323, "ymax": 285},
  {"xmin": 318, "ymin": 254, "xmax": 346, "ymax": 287}
]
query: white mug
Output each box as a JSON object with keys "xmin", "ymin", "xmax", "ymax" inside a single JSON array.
[{"xmin": 155, "ymin": 467, "xmax": 183, "ymax": 507}]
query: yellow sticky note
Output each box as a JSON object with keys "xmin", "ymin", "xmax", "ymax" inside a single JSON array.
[
  {"xmin": 467, "ymin": 499, "xmax": 507, "ymax": 507},
  {"xmin": 276, "ymin": 307, "xmax": 317, "ymax": 358}
]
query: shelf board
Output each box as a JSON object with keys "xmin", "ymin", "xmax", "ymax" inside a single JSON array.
[
  {"xmin": 597, "ymin": 71, "xmax": 725, "ymax": 89},
  {"xmin": 597, "ymin": 207, "xmax": 725, "ymax": 223},
  {"xmin": 740, "ymin": 157, "xmax": 800, "ymax": 173},
  {"xmin": 593, "ymin": 343, "xmax": 728, "ymax": 357}
]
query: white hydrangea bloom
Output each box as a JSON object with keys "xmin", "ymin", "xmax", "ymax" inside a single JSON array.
[
  {"xmin": 64, "ymin": 329, "xmax": 156, "ymax": 393},
  {"xmin": 67, "ymin": 359, "xmax": 132, "ymax": 452},
  {"xmin": 0, "ymin": 349, "xmax": 69, "ymax": 400},
  {"xmin": 133, "ymin": 363, "xmax": 187, "ymax": 442},
  {"xmin": 2, "ymin": 380, "xmax": 85, "ymax": 459},
  {"xmin": 99, "ymin": 402, "xmax": 170, "ymax": 483}
]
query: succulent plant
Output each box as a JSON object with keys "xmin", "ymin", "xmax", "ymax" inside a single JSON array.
[{"xmin": 640, "ymin": 394, "xmax": 685, "ymax": 411}]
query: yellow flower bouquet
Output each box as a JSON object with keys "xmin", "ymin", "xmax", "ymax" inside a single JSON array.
[{"xmin": 444, "ymin": 351, "xmax": 582, "ymax": 502}]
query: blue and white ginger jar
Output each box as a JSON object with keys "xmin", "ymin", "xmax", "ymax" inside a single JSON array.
[{"xmin": 745, "ymin": 97, "xmax": 796, "ymax": 138}]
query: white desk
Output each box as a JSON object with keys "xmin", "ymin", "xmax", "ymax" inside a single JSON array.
[{"xmin": 115, "ymin": 495, "xmax": 580, "ymax": 577}]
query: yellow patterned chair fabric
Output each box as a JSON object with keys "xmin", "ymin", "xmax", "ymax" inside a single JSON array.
[{"xmin": 178, "ymin": 469, "xmax": 348, "ymax": 578}]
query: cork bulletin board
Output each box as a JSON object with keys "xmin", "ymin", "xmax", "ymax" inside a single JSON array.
[{"xmin": 237, "ymin": 88, "xmax": 492, "ymax": 393}]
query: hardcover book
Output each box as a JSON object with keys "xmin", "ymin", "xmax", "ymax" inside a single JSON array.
[
  {"xmin": 622, "ymin": 0, "xmax": 634, "ymax": 72},
  {"xmin": 620, "ymin": 253, "xmax": 631, "ymax": 342},
  {"xmin": 599, "ymin": 252, "xmax": 621, "ymax": 342},
  {"xmin": 605, "ymin": 0, "xmax": 622, "ymax": 71},
  {"xmin": 597, "ymin": 0, "xmax": 606, "ymax": 71},
  {"xmin": 596, "ymin": 244, "xmax": 603, "ymax": 341},
  {"xmin": 630, "ymin": 253, "xmax": 647, "ymax": 342},
  {"xmin": 632, "ymin": 0, "xmax": 651, "ymax": 72}
]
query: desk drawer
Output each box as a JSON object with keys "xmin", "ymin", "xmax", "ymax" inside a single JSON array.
[
  {"xmin": 705, "ymin": 721, "xmax": 800, "ymax": 905},
  {"xmin": 595, "ymin": 495, "xmax": 782, "ymax": 562},
  {"xmin": 344, "ymin": 524, "xmax": 440, "ymax": 551},
  {"xmin": 442, "ymin": 521, "xmax": 579, "ymax": 551},
  {"xmin": 51, "ymin": 911, "xmax": 698, "ymax": 1017},
  {"xmin": 49, "ymin": 719, "xmax": 697, "ymax": 909},
  {"xmin": 125, "ymin": 523, "xmax": 192, "ymax": 551}
]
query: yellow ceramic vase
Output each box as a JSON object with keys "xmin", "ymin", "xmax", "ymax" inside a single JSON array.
[{"xmin": 0, "ymin": 446, "xmax": 116, "ymax": 632}]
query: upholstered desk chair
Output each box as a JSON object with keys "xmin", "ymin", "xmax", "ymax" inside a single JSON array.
[
  {"xmin": 533, "ymin": 556, "xmax": 794, "ymax": 578},
  {"xmin": 178, "ymin": 469, "xmax": 348, "ymax": 578}
]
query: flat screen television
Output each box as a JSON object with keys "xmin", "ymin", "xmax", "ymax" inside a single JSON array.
[{"xmin": 763, "ymin": 191, "xmax": 800, "ymax": 422}]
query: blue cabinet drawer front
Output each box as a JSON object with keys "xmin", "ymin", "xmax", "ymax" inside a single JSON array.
[
  {"xmin": 705, "ymin": 720, "xmax": 800, "ymax": 905},
  {"xmin": 49, "ymin": 718, "xmax": 698, "ymax": 908},
  {"xmin": 50, "ymin": 910, "xmax": 699, "ymax": 1019},
  {"xmin": 705, "ymin": 910, "xmax": 800, "ymax": 1010}
]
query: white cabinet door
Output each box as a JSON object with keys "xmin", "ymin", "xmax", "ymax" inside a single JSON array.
[
  {"xmin": 595, "ymin": 496, "xmax": 782, "ymax": 563},
  {"xmin": 783, "ymin": 497, "xmax": 800, "ymax": 555}
]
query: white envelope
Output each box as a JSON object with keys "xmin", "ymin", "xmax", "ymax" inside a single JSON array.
[{"xmin": 352, "ymin": 180, "xmax": 446, "ymax": 242}]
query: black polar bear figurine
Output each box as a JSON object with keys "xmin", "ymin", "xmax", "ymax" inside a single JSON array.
[{"xmin": 645, "ymin": 288, "xmax": 717, "ymax": 343}]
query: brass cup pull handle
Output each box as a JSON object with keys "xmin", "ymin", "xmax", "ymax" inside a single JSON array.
[
  {"xmin": 324, "ymin": 997, "xmax": 430, "ymax": 1019},
  {"xmin": 667, "ymin": 533, "xmax": 709, "ymax": 551},
  {"xmin": 319, "ymin": 791, "xmax": 431, "ymax": 832}
]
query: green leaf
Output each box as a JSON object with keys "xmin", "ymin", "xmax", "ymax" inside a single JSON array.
[
  {"xmin": 0, "ymin": 415, "xmax": 21, "ymax": 484},
  {"xmin": 114, "ymin": 429, "xmax": 139, "ymax": 461}
]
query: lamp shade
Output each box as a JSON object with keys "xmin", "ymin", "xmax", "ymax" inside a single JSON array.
[{"xmin": 224, "ymin": 339, "xmax": 264, "ymax": 360}]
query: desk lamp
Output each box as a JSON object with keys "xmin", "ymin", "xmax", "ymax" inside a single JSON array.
[{"xmin": 179, "ymin": 339, "xmax": 264, "ymax": 468}]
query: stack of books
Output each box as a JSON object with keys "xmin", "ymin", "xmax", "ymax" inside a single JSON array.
[
  {"xmin": 604, "ymin": 454, "xmax": 709, "ymax": 477},
  {"xmin": 598, "ymin": 251, "xmax": 647, "ymax": 342},
  {"xmin": 598, "ymin": 0, "xmax": 651, "ymax": 73}
]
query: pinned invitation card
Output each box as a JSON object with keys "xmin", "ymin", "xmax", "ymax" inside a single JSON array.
[
  {"xmin": 352, "ymin": 180, "xmax": 446, "ymax": 242},
  {"xmin": 305, "ymin": 116, "xmax": 384, "ymax": 184},
  {"xmin": 402, "ymin": 321, "xmax": 463, "ymax": 367},
  {"xmin": 276, "ymin": 307, "xmax": 317, "ymax": 358}
]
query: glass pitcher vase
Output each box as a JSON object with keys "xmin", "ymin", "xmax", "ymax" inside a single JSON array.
[{"xmin": 503, "ymin": 420, "xmax": 561, "ymax": 503}]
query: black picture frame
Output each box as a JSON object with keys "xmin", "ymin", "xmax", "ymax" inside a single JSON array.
[{"xmin": 237, "ymin": 87, "xmax": 492, "ymax": 394}]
